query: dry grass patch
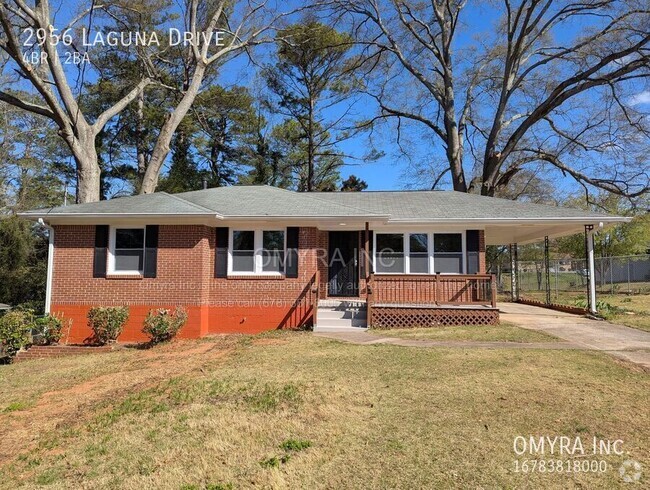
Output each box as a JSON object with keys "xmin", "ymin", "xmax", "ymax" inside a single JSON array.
[
  {"xmin": 0, "ymin": 331, "xmax": 648, "ymax": 489},
  {"xmin": 371, "ymin": 321, "xmax": 561, "ymax": 343}
]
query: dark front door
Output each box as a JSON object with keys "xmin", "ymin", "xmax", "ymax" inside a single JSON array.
[{"xmin": 328, "ymin": 231, "xmax": 359, "ymax": 297}]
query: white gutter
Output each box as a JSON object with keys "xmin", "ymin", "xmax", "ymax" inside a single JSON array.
[
  {"xmin": 386, "ymin": 217, "xmax": 631, "ymax": 224},
  {"xmin": 20, "ymin": 212, "xmax": 223, "ymax": 220},
  {"xmin": 38, "ymin": 219, "xmax": 54, "ymax": 315}
]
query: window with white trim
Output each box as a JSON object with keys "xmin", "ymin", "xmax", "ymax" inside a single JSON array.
[
  {"xmin": 374, "ymin": 232, "xmax": 465, "ymax": 274},
  {"xmin": 109, "ymin": 227, "xmax": 145, "ymax": 274},
  {"xmin": 230, "ymin": 229, "xmax": 286, "ymax": 275}
]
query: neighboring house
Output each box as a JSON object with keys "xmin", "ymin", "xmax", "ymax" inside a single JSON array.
[{"xmin": 20, "ymin": 186, "xmax": 626, "ymax": 342}]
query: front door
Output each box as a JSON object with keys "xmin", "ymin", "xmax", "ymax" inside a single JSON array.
[{"xmin": 328, "ymin": 231, "xmax": 359, "ymax": 297}]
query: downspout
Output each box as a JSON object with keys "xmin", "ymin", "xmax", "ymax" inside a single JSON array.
[{"xmin": 38, "ymin": 219, "xmax": 54, "ymax": 314}]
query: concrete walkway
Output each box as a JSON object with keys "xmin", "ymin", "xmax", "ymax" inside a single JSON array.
[
  {"xmin": 314, "ymin": 302, "xmax": 650, "ymax": 370},
  {"xmin": 499, "ymin": 302, "xmax": 650, "ymax": 369}
]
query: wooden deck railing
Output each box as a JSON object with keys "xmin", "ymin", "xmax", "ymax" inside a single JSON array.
[
  {"xmin": 278, "ymin": 270, "xmax": 320, "ymax": 329},
  {"xmin": 367, "ymin": 273, "xmax": 496, "ymax": 314}
]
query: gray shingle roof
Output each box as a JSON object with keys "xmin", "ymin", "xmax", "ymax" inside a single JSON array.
[
  {"xmin": 20, "ymin": 185, "xmax": 619, "ymax": 222},
  {"xmin": 310, "ymin": 190, "xmax": 614, "ymax": 221},
  {"xmin": 175, "ymin": 185, "xmax": 386, "ymax": 218},
  {"xmin": 20, "ymin": 192, "xmax": 216, "ymax": 216}
]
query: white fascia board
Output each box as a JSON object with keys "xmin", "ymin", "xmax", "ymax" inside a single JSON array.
[{"xmin": 387, "ymin": 217, "xmax": 631, "ymax": 225}]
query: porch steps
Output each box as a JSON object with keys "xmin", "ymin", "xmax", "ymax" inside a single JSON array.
[{"xmin": 314, "ymin": 300, "xmax": 368, "ymax": 332}]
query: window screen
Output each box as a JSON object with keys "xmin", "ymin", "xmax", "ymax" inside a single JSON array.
[
  {"xmin": 376, "ymin": 233, "xmax": 404, "ymax": 273},
  {"xmin": 232, "ymin": 230, "xmax": 255, "ymax": 272},
  {"xmin": 434, "ymin": 233, "xmax": 463, "ymax": 273},
  {"xmin": 409, "ymin": 233, "xmax": 429, "ymax": 273},
  {"xmin": 114, "ymin": 228, "xmax": 144, "ymax": 272},
  {"xmin": 262, "ymin": 230, "xmax": 285, "ymax": 273}
]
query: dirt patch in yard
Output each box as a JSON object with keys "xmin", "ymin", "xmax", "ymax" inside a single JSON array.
[{"xmin": 0, "ymin": 339, "xmax": 235, "ymax": 465}]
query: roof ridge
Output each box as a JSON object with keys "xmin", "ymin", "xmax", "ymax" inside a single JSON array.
[
  {"xmin": 161, "ymin": 192, "xmax": 219, "ymax": 214},
  {"xmin": 294, "ymin": 190, "xmax": 385, "ymax": 216}
]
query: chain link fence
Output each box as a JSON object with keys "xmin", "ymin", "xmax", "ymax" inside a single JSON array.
[{"xmin": 497, "ymin": 255, "xmax": 650, "ymax": 306}]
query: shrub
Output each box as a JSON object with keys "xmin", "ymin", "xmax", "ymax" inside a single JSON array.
[
  {"xmin": 32, "ymin": 314, "xmax": 65, "ymax": 345},
  {"xmin": 0, "ymin": 309, "xmax": 34, "ymax": 358},
  {"xmin": 142, "ymin": 307, "xmax": 188, "ymax": 344},
  {"xmin": 87, "ymin": 307, "xmax": 129, "ymax": 345}
]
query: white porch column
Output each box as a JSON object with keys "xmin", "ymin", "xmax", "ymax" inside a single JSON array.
[{"xmin": 586, "ymin": 226, "xmax": 597, "ymax": 315}]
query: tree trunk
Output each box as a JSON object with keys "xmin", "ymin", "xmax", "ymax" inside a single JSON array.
[
  {"xmin": 60, "ymin": 126, "xmax": 102, "ymax": 203},
  {"xmin": 140, "ymin": 64, "xmax": 207, "ymax": 194},
  {"xmin": 136, "ymin": 90, "xmax": 147, "ymax": 189},
  {"xmin": 75, "ymin": 148, "xmax": 101, "ymax": 203}
]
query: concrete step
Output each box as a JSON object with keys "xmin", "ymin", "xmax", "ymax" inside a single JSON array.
[
  {"xmin": 318, "ymin": 299, "xmax": 367, "ymax": 309},
  {"xmin": 313, "ymin": 325, "xmax": 368, "ymax": 333},
  {"xmin": 315, "ymin": 317, "xmax": 368, "ymax": 328},
  {"xmin": 317, "ymin": 309, "xmax": 367, "ymax": 321}
]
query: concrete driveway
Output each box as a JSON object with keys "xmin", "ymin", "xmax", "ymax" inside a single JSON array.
[{"xmin": 500, "ymin": 302, "xmax": 650, "ymax": 369}]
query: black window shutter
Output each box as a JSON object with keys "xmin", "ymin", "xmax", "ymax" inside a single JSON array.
[
  {"xmin": 466, "ymin": 230, "xmax": 480, "ymax": 274},
  {"xmin": 215, "ymin": 227, "xmax": 229, "ymax": 278},
  {"xmin": 144, "ymin": 225, "xmax": 159, "ymax": 278},
  {"xmin": 285, "ymin": 227, "xmax": 299, "ymax": 278},
  {"xmin": 93, "ymin": 225, "xmax": 109, "ymax": 278}
]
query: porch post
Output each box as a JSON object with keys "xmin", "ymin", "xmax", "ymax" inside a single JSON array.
[
  {"xmin": 544, "ymin": 236, "xmax": 551, "ymax": 305},
  {"xmin": 364, "ymin": 222, "xmax": 370, "ymax": 283},
  {"xmin": 585, "ymin": 225, "xmax": 597, "ymax": 315},
  {"xmin": 509, "ymin": 244, "xmax": 519, "ymax": 302}
]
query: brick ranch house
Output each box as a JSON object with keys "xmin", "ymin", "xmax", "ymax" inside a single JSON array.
[{"xmin": 20, "ymin": 186, "xmax": 626, "ymax": 342}]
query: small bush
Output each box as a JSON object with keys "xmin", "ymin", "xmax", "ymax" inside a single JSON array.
[
  {"xmin": 0, "ymin": 309, "xmax": 34, "ymax": 358},
  {"xmin": 32, "ymin": 314, "xmax": 65, "ymax": 345},
  {"xmin": 279, "ymin": 439, "xmax": 312, "ymax": 452},
  {"xmin": 87, "ymin": 307, "xmax": 129, "ymax": 345},
  {"xmin": 142, "ymin": 307, "xmax": 188, "ymax": 344}
]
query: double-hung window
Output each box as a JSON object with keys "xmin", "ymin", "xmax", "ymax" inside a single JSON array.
[
  {"xmin": 409, "ymin": 233, "xmax": 429, "ymax": 273},
  {"xmin": 230, "ymin": 229, "xmax": 286, "ymax": 275},
  {"xmin": 433, "ymin": 234, "xmax": 463, "ymax": 274},
  {"xmin": 375, "ymin": 233, "xmax": 405, "ymax": 273},
  {"xmin": 232, "ymin": 231, "xmax": 255, "ymax": 272},
  {"xmin": 109, "ymin": 227, "xmax": 145, "ymax": 274}
]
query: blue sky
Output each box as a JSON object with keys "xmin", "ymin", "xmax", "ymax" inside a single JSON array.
[{"xmin": 9, "ymin": 0, "xmax": 650, "ymax": 195}]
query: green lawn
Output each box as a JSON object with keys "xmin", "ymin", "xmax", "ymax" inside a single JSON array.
[
  {"xmin": 371, "ymin": 321, "xmax": 561, "ymax": 343},
  {"xmin": 0, "ymin": 332, "xmax": 648, "ymax": 489}
]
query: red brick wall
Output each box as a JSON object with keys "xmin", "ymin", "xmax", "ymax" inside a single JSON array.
[
  {"xmin": 50, "ymin": 226, "xmax": 487, "ymax": 342},
  {"xmin": 51, "ymin": 225, "xmax": 325, "ymax": 343}
]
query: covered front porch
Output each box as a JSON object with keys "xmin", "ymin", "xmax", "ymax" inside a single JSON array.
[{"xmin": 315, "ymin": 213, "xmax": 627, "ymax": 330}]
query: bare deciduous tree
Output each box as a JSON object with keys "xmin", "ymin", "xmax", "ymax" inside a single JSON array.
[
  {"xmin": 139, "ymin": 0, "xmax": 304, "ymax": 194},
  {"xmin": 333, "ymin": 0, "xmax": 650, "ymax": 198},
  {"xmin": 0, "ymin": 1, "xmax": 152, "ymax": 203}
]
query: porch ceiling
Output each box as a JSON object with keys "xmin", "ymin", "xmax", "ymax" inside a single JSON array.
[{"xmin": 484, "ymin": 218, "xmax": 629, "ymax": 245}]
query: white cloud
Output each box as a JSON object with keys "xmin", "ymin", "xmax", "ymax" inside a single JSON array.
[{"xmin": 628, "ymin": 91, "xmax": 650, "ymax": 106}]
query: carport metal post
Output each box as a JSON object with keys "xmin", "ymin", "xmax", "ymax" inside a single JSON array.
[
  {"xmin": 509, "ymin": 244, "xmax": 519, "ymax": 301},
  {"xmin": 544, "ymin": 236, "xmax": 551, "ymax": 305},
  {"xmin": 585, "ymin": 225, "xmax": 597, "ymax": 315}
]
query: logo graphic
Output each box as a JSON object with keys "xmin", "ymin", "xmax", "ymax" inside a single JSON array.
[{"xmin": 619, "ymin": 460, "xmax": 642, "ymax": 483}]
